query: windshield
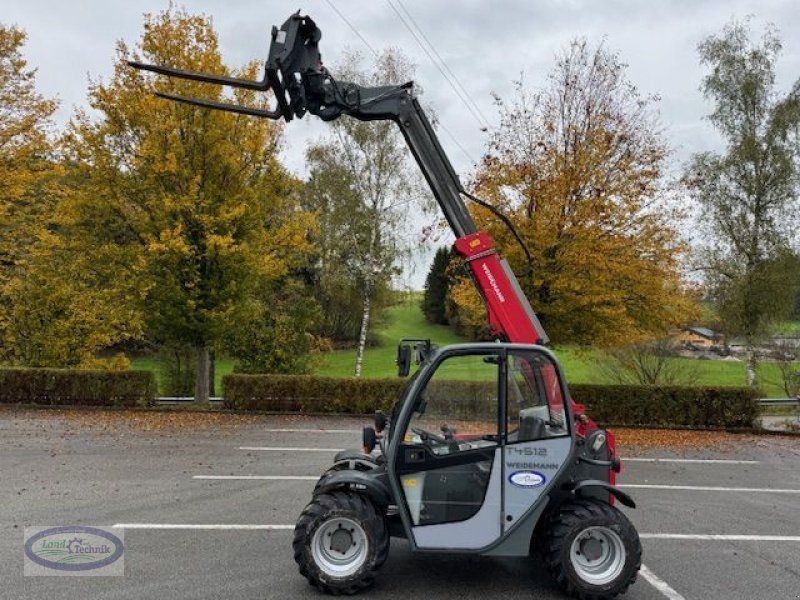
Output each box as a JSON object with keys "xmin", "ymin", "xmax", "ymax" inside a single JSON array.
[{"xmin": 389, "ymin": 368, "xmax": 422, "ymax": 432}]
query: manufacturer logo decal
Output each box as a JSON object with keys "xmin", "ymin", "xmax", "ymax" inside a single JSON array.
[
  {"xmin": 508, "ymin": 470, "xmax": 546, "ymax": 488},
  {"xmin": 481, "ymin": 263, "xmax": 506, "ymax": 303}
]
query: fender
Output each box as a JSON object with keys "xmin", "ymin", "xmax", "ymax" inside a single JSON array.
[
  {"xmin": 314, "ymin": 470, "xmax": 391, "ymax": 508},
  {"xmin": 333, "ymin": 449, "xmax": 381, "ymax": 465},
  {"xmin": 568, "ymin": 479, "xmax": 636, "ymax": 509}
]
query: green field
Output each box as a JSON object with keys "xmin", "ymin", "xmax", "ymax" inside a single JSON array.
[
  {"xmin": 130, "ymin": 356, "xmax": 235, "ymax": 396},
  {"xmin": 312, "ymin": 298, "xmax": 790, "ymax": 396},
  {"xmin": 776, "ymin": 320, "xmax": 800, "ymax": 335},
  {"xmin": 132, "ymin": 297, "xmax": 792, "ymax": 396},
  {"xmin": 314, "ymin": 299, "xmax": 467, "ymax": 378}
]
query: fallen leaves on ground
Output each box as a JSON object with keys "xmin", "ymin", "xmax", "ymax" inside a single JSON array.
[
  {"xmin": 0, "ymin": 406, "xmax": 795, "ymax": 451},
  {"xmin": 0, "ymin": 406, "xmax": 264, "ymax": 432},
  {"xmin": 611, "ymin": 427, "xmax": 748, "ymax": 451}
]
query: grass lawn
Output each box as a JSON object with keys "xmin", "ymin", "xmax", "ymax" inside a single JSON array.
[
  {"xmin": 131, "ymin": 356, "xmax": 235, "ymax": 396},
  {"xmin": 315, "ymin": 299, "xmax": 791, "ymax": 397},
  {"xmin": 131, "ymin": 297, "xmax": 792, "ymax": 397},
  {"xmin": 314, "ymin": 298, "xmax": 467, "ymax": 378},
  {"xmin": 776, "ymin": 320, "xmax": 800, "ymax": 335}
]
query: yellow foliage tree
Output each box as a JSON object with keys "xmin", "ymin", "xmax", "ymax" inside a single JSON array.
[
  {"xmin": 454, "ymin": 41, "xmax": 697, "ymax": 347},
  {"xmin": 9, "ymin": 7, "xmax": 315, "ymax": 397},
  {"xmin": 0, "ymin": 25, "xmax": 59, "ymax": 351}
]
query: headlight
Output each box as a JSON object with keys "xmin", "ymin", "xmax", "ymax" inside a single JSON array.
[{"xmin": 591, "ymin": 432, "xmax": 607, "ymax": 453}]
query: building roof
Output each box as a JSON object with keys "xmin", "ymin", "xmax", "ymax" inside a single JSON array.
[{"xmin": 685, "ymin": 326, "xmax": 720, "ymax": 340}]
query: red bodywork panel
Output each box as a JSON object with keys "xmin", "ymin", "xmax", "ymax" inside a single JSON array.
[{"xmin": 453, "ymin": 232, "xmax": 543, "ymax": 344}]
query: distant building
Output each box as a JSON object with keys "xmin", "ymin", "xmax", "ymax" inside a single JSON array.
[{"xmin": 673, "ymin": 326, "xmax": 724, "ymax": 349}]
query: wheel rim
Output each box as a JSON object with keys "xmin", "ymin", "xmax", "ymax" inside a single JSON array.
[
  {"xmin": 569, "ymin": 526, "xmax": 626, "ymax": 586},
  {"xmin": 311, "ymin": 517, "xmax": 369, "ymax": 578}
]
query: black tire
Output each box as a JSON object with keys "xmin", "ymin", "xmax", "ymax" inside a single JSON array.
[
  {"xmin": 293, "ymin": 491, "xmax": 389, "ymax": 595},
  {"xmin": 542, "ymin": 499, "xmax": 641, "ymax": 600}
]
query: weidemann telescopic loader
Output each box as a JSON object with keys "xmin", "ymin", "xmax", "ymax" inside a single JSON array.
[{"xmin": 130, "ymin": 11, "xmax": 642, "ymax": 600}]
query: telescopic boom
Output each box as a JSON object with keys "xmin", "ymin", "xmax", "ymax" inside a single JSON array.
[{"xmin": 129, "ymin": 11, "xmax": 548, "ymax": 346}]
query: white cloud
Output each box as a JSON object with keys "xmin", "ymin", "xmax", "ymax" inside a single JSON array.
[{"xmin": 5, "ymin": 0, "xmax": 799, "ymax": 286}]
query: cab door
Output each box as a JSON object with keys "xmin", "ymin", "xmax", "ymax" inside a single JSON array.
[
  {"xmin": 503, "ymin": 349, "xmax": 572, "ymax": 528},
  {"xmin": 391, "ymin": 349, "xmax": 504, "ymax": 550}
]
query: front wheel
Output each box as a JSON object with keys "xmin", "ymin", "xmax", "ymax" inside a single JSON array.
[
  {"xmin": 542, "ymin": 499, "xmax": 641, "ymax": 600},
  {"xmin": 293, "ymin": 491, "xmax": 389, "ymax": 595}
]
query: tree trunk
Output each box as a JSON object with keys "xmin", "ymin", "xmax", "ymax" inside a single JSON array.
[
  {"xmin": 354, "ymin": 289, "xmax": 372, "ymax": 378},
  {"xmin": 195, "ymin": 345, "xmax": 211, "ymax": 402},
  {"xmin": 209, "ymin": 349, "xmax": 216, "ymax": 397},
  {"xmin": 745, "ymin": 341, "xmax": 758, "ymax": 388}
]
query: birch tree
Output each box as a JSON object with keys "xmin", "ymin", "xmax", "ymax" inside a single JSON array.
[
  {"xmin": 685, "ymin": 20, "xmax": 800, "ymax": 387},
  {"xmin": 306, "ymin": 49, "xmax": 421, "ymax": 376}
]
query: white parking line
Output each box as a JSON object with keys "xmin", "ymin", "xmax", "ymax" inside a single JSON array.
[
  {"xmin": 193, "ymin": 475, "xmax": 318, "ymax": 481},
  {"xmin": 619, "ymin": 484, "xmax": 800, "ymax": 494},
  {"xmin": 195, "ymin": 476, "xmax": 800, "ymax": 493},
  {"xmin": 110, "ymin": 524, "xmax": 800, "ymax": 543},
  {"xmin": 640, "ymin": 534, "xmax": 800, "ymax": 542},
  {"xmin": 623, "ymin": 458, "xmax": 759, "ymax": 465},
  {"xmin": 239, "ymin": 447, "xmax": 761, "ymax": 465},
  {"xmin": 240, "ymin": 446, "xmax": 342, "ymax": 452},
  {"xmin": 640, "ymin": 564, "xmax": 686, "ymax": 600},
  {"xmin": 113, "ymin": 523, "xmax": 293, "ymax": 530}
]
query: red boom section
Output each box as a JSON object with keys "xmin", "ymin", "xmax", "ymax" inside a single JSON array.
[{"xmin": 453, "ymin": 232, "xmax": 543, "ymax": 343}]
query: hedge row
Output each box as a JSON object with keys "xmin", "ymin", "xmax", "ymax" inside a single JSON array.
[
  {"xmin": 569, "ymin": 384, "xmax": 759, "ymax": 429},
  {"xmin": 0, "ymin": 368, "xmax": 157, "ymax": 407},
  {"xmin": 223, "ymin": 374, "xmax": 760, "ymax": 429},
  {"xmin": 223, "ymin": 374, "xmax": 405, "ymax": 414}
]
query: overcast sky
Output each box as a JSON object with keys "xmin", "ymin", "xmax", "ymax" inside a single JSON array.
[{"xmin": 4, "ymin": 0, "xmax": 799, "ymax": 286}]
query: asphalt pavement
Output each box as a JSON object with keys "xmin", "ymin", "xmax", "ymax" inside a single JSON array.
[{"xmin": 1, "ymin": 408, "xmax": 799, "ymax": 600}]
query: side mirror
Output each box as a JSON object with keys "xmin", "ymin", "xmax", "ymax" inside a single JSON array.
[
  {"xmin": 363, "ymin": 426, "xmax": 377, "ymax": 453},
  {"xmin": 396, "ymin": 344, "xmax": 411, "ymax": 377},
  {"xmin": 374, "ymin": 411, "xmax": 387, "ymax": 433}
]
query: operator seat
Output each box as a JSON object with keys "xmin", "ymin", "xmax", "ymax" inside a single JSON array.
[{"xmin": 518, "ymin": 415, "xmax": 546, "ymax": 440}]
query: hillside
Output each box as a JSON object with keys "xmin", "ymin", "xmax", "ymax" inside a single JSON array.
[
  {"xmin": 131, "ymin": 297, "xmax": 791, "ymax": 396},
  {"xmin": 314, "ymin": 298, "xmax": 790, "ymax": 396}
]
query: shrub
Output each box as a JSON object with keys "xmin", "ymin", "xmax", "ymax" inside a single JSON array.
[
  {"xmin": 223, "ymin": 374, "xmax": 406, "ymax": 414},
  {"xmin": 161, "ymin": 347, "xmax": 196, "ymax": 396},
  {"xmin": 223, "ymin": 374, "xmax": 759, "ymax": 429},
  {"xmin": 0, "ymin": 368, "xmax": 157, "ymax": 407},
  {"xmin": 570, "ymin": 384, "xmax": 759, "ymax": 428}
]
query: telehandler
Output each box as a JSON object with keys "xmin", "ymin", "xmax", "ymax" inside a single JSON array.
[{"xmin": 131, "ymin": 12, "xmax": 641, "ymax": 599}]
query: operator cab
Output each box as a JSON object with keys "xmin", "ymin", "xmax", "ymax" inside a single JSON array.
[{"xmin": 388, "ymin": 343, "xmax": 574, "ymax": 545}]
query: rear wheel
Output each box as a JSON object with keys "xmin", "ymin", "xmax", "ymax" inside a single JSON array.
[
  {"xmin": 542, "ymin": 499, "xmax": 641, "ymax": 600},
  {"xmin": 293, "ymin": 491, "xmax": 389, "ymax": 595}
]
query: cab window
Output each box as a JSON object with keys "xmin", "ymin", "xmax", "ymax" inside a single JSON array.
[
  {"xmin": 506, "ymin": 350, "xmax": 568, "ymax": 442},
  {"xmin": 406, "ymin": 353, "xmax": 499, "ymax": 452}
]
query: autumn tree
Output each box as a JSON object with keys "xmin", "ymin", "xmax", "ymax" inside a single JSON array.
[
  {"xmin": 37, "ymin": 7, "xmax": 314, "ymax": 396},
  {"xmin": 304, "ymin": 49, "xmax": 423, "ymax": 376},
  {"xmin": 0, "ymin": 25, "xmax": 59, "ymax": 358},
  {"xmin": 451, "ymin": 40, "xmax": 696, "ymax": 347},
  {"xmin": 685, "ymin": 20, "xmax": 800, "ymax": 387}
]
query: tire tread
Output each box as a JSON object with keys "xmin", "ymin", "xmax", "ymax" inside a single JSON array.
[
  {"xmin": 293, "ymin": 491, "xmax": 389, "ymax": 595},
  {"xmin": 541, "ymin": 499, "xmax": 641, "ymax": 600}
]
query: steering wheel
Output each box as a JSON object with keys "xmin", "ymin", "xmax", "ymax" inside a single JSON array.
[{"xmin": 410, "ymin": 426, "xmax": 447, "ymax": 444}]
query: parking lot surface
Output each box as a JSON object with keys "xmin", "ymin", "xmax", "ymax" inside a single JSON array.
[{"xmin": 1, "ymin": 408, "xmax": 799, "ymax": 600}]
